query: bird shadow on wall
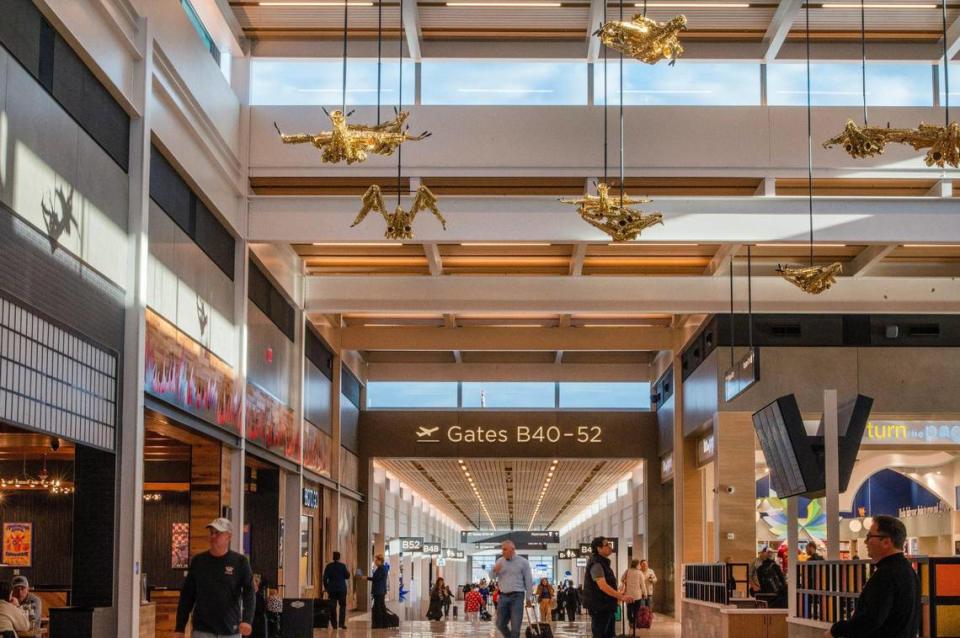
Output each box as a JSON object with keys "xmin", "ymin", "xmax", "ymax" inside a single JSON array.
[{"xmin": 40, "ymin": 184, "xmax": 76, "ymax": 253}]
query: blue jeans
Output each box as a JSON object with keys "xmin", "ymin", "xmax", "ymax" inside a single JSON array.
[{"xmin": 496, "ymin": 592, "xmax": 525, "ymax": 638}]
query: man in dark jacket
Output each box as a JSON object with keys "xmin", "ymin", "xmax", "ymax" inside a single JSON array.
[
  {"xmin": 582, "ymin": 537, "xmax": 633, "ymax": 638},
  {"xmin": 323, "ymin": 551, "xmax": 351, "ymax": 629},
  {"xmin": 826, "ymin": 515, "xmax": 919, "ymax": 638},
  {"xmin": 174, "ymin": 518, "xmax": 255, "ymax": 638},
  {"xmin": 564, "ymin": 580, "xmax": 580, "ymax": 622},
  {"xmin": 367, "ymin": 554, "xmax": 389, "ymax": 626}
]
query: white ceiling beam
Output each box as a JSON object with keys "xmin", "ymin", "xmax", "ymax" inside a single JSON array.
[
  {"xmin": 402, "ymin": 0, "xmax": 423, "ymax": 62},
  {"xmin": 339, "ymin": 326, "xmax": 675, "ymax": 351},
  {"xmin": 570, "ymin": 243, "xmax": 587, "ymax": 277},
  {"xmin": 366, "ymin": 361, "xmax": 649, "ymax": 381},
  {"xmin": 586, "ymin": 0, "xmax": 605, "ymax": 62},
  {"xmin": 846, "ymin": 244, "xmax": 897, "ymax": 278},
  {"xmin": 555, "ymin": 351, "xmax": 564, "ymax": 364},
  {"xmin": 306, "ymin": 275, "xmax": 960, "ymax": 314},
  {"xmin": 927, "ymin": 179, "xmax": 954, "ymax": 198},
  {"xmin": 425, "ymin": 242, "xmax": 443, "ymax": 276},
  {"xmin": 944, "ymin": 13, "xmax": 960, "ymax": 62},
  {"xmin": 704, "ymin": 243, "xmax": 743, "ymax": 277},
  {"xmin": 443, "ymin": 313, "xmax": 462, "ymax": 362},
  {"xmin": 762, "ymin": 0, "xmax": 804, "ymax": 62},
  {"xmin": 250, "ymin": 195, "xmax": 960, "ymax": 244}
]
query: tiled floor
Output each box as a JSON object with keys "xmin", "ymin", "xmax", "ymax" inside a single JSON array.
[{"xmin": 323, "ymin": 616, "xmax": 681, "ymax": 636}]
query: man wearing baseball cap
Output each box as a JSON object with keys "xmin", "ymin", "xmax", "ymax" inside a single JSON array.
[
  {"xmin": 10, "ymin": 576, "xmax": 41, "ymax": 630},
  {"xmin": 174, "ymin": 517, "xmax": 255, "ymax": 638}
]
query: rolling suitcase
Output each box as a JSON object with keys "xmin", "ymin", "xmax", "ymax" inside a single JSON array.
[
  {"xmin": 524, "ymin": 602, "xmax": 554, "ymax": 638},
  {"xmin": 635, "ymin": 604, "xmax": 653, "ymax": 630},
  {"xmin": 313, "ymin": 596, "xmax": 331, "ymax": 629}
]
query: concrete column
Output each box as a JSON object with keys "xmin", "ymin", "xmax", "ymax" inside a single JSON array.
[
  {"xmin": 116, "ymin": 16, "xmax": 152, "ymax": 637},
  {"xmin": 283, "ymin": 296, "xmax": 306, "ymax": 594},
  {"xmin": 824, "ymin": 390, "xmax": 840, "ymax": 560},
  {"xmin": 330, "ymin": 353, "xmax": 343, "ymax": 564},
  {"xmin": 671, "ymin": 355, "xmax": 685, "ymax": 618}
]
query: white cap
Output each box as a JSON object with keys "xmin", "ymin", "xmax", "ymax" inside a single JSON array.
[{"xmin": 206, "ymin": 517, "xmax": 233, "ymax": 533}]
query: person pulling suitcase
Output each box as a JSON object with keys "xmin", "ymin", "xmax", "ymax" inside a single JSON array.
[{"xmin": 525, "ymin": 597, "xmax": 554, "ymax": 638}]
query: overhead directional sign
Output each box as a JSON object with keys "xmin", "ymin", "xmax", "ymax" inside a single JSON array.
[
  {"xmin": 558, "ymin": 548, "xmax": 578, "ymax": 559},
  {"xmin": 399, "ymin": 537, "xmax": 423, "ymax": 552},
  {"xmin": 423, "ymin": 542, "xmax": 441, "ymax": 555}
]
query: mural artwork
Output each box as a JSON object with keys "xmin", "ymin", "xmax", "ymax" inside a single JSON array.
[
  {"xmin": 246, "ymin": 383, "xmax": 300, "ymax": 461},
  {"xmin": 145, "ymin": 310, "xmax": 241, "ymax": 432},
  {"xmin": 303, "ymin": 423, "xmax": 333, "ymax": 477}
]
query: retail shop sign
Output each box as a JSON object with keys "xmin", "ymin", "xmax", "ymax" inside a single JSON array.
[
  {"xmin": 415, "ymin": 424, "xmax": 604, "ymax": 445},
  {"xmin": 864, "ymin": 420, "xmax": 960, "ymax": 446}
]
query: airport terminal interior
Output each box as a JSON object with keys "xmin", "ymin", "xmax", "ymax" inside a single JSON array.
[{"xmin": 1, "ymin": 0, "xmax": 960, "ymax": 635}]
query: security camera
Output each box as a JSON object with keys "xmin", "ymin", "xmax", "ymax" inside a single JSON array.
[{"xmin": 725, "ymin": 485, "xmax": 736, "ymax": 495}]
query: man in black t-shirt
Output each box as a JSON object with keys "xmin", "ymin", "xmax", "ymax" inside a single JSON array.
[
  {"xmin": 175, "ymin": 517, "xmax": 255, "ymax": 638},
  {"xmin": 582, "ymin": 537, "xmax": 633, "ymax": 638}
]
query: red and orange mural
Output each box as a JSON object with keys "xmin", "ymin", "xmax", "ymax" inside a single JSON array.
[
  {"xmin": 245, "ymin": 383, "xmax": 300, "ymax": 460},
  {"xmin": 303, "ymin": 423, "xmax": 333, "ymax": 477},
  {"xmin": 145, "ymin": 310, "xmax": 241, "ymax": 432}
]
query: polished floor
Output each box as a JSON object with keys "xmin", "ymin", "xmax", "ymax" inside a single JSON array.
[{"xmin": 324, "ymin": 616, "xmax": 681, "ymax": 636}]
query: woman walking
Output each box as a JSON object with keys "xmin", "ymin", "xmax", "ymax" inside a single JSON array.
[
  {"xmin": 535, "ymin": 577, "xmax": 555, "ymax": 624},
  {"xmin": 620, "ymin": 560, "xmax": 646, "ymax": 629}
]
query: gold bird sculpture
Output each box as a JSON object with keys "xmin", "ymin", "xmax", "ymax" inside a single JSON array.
[
  {"xmin": 561, "ymin": 182, "xmax": 663, "ymax": 242},
  {"xmin": 352, "ymin": 184, "xmax": 446, "ymax": 240},
  {"xmin": 274, "ymin": 108, "xmax": 431, "ymax": 165},
  {"xmin": 823, "ymin": 120, "xmax": 960, "ymax": 168},
  {"xmin": 777, "ymin": 263, "xmax": 843, "ymax": 295},
  {"xmin": 595, "ymin": 14, "xmax": 687, "ymax": 65}
]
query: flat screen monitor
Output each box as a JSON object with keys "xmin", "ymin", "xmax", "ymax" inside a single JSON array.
[{"xmin": 752, "ymin": 395, "xmax": 823, "ymax": 498}]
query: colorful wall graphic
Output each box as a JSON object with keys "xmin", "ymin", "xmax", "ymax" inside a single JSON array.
[
  {"xmin": 171, "ymin": 523, "xmax": 190, "ymax": 569},
  {"xmin": 246, "ymin": 383, "xmax": 300, "ymax": 461},
  {"xmin": 303, "ymin": 423, "xmax": 333, "ymax": 477},
  {"xmin": 145, "ymin": 309, "xmax": 241, "ymax": 432}
]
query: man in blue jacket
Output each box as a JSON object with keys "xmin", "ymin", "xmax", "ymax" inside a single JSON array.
[
  {"xmin": 368, "ymin": 554, "xmax": 389, "ymax": 627},
  {"xmin": 323, "ymin": 551, "xmax": 351, "ymax": 629}
]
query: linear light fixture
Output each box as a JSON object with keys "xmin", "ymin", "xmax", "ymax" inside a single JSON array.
[
  {"xmin": 446, "ymin": 2, "xmax": 561, "ymax": 6},
  {"xmin": 260, "ymin": 1, "xmax": 375, "ymax": 5},
  {"xmin": 460, "ymin": 242, "xmax": 553, "ymax": 246},
  {"xmin": 635, "ymin": 2, "xmax": 750, "ymax": 6},
  {"xmin": 581, "ymin": 323, "xmax": 647, "ymax": 327},
  {"xmin": 820, "ymin": 3, "xmax": 937, "ymax": 7},
  {"xmin": 756, "ymin": 243, "xmax": 847, "ymax": 247},
  {"xmin": 312, "ymin": 242, "xmax": 404, "ymax": 247}
]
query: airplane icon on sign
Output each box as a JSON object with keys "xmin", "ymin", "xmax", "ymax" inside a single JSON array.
[{"xmin": 416, "ymin": 426, "xmax": 440, "ymax": 442}]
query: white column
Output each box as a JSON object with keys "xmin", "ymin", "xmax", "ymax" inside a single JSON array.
[
  {"xmin": 116, "ymin": 16, "xmax": 152, "ymax": 637},
  {"xmin": 824, "ymin": 389, "xmax": 840, "ymax": 560},
  {"xmin": 787, "ymin": 497, "xmax": 799, "ymax": 617},
  {"xmin": 230, "ymin": 242, "xmax": 249, "ymax": 552}
]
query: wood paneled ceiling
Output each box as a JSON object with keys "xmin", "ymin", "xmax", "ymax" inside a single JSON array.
[
  {"xmin": 232, "ymin": 1, "xmax": 959, "ymax": 43},
  {"xmin": 293, "ymin": 241, "xmax": 960, "ymax": 278},
  {"xmin": 377, "ymin": 457, "xmax": 638, "ymax": 530}
]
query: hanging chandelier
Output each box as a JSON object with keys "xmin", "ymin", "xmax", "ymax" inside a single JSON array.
[
  {"xmin": 0, "ymin": 456, "xmax": 73, "ymax": 495},
  {"xmin": 273, "ymin": 0, "xmax": 430, "ymax": 164},
  {"xmin": 566, "ymin": 0, "xmax": 662, "ymax": 241},
  {"xmin": 778, "ymin": 1, "xmax": 841, "ymax": 294},
  {"xmin": 595, "ymin": 5, "xmax": 686, "ymax": 66},
  {"xmin": 352, "ymin": 0, "xmax": 445, "ymax": 239},
  {"xmin": 823, "ymin": 0, "xmax": 958, "ymax": 168}
]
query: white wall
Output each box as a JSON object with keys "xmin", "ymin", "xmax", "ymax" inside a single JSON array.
[
  {"xmin": 147, "ymin": 201, "xmax": 238, "ymax": 364},
  {"xmin": 0, "ymin": 48, "xmax": 129, "ymax": 289}
]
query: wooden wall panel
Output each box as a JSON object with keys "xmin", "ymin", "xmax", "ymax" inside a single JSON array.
[
  {"xmin": 714, "ymin": 412, "xmax": 758, "ymax": 564},
  {"xmin": 190, "ymin": 440, "xmax": 222, "ymax": 557},
  {"xmin": 142, "ymin": 492, "xmax": 190, "ymax": 589},
  {"xmin": 244, "ymin": 466, "xmax": 280, "ymax": 585},
  {"xmin": 0, "ymin": 490, "xmax": 73, "ymax": 587},
  {"xmin": 681, "ymin": 437, "xmax": 705, "ymax": 565}
]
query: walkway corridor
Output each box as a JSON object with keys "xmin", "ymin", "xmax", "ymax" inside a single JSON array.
[{"xmin": 324, "ymin": 617, "xmax": 681, "ymax": 636}]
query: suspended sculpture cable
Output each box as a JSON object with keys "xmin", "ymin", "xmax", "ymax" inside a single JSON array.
[
  {"xmin": 273, "ymin": 0, "xmax": 431, "ymax": 164},
  {"xmin": 562, "ymin": 0, "xmax": 662, "ymax": 242},
  {"xmin": 778, "ymin": 1, "xmax": 842, "ymax": 295},
  {"xmin": 353, "ymin": 0, "xmax": 445, "ymax": 240},
  {"xmin": 823, "ymin": 0, "xmax": 959, "ymax": 168}
]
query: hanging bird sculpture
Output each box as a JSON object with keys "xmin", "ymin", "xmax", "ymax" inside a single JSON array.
[
  {"xmin": 561, "ymin": 182, "xmax": 662, "ymax": 242},
  {"xmin": 777, "ymin": 263, "xmax": 843, "ymax": 295},
  {"xmin": 595, "ymin": 14, "xmax": 687, "ymax": 65},
  {"xmin": 274, "ymin": 108, "xmax": 431, "ymax": 165},
  {"xmin": 352, "ymin": 184, "xmax": 446, "ymax": 240},
  {"xmin": 824, "ymin": 120, "xmax": 960, "ymax": 168}
]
